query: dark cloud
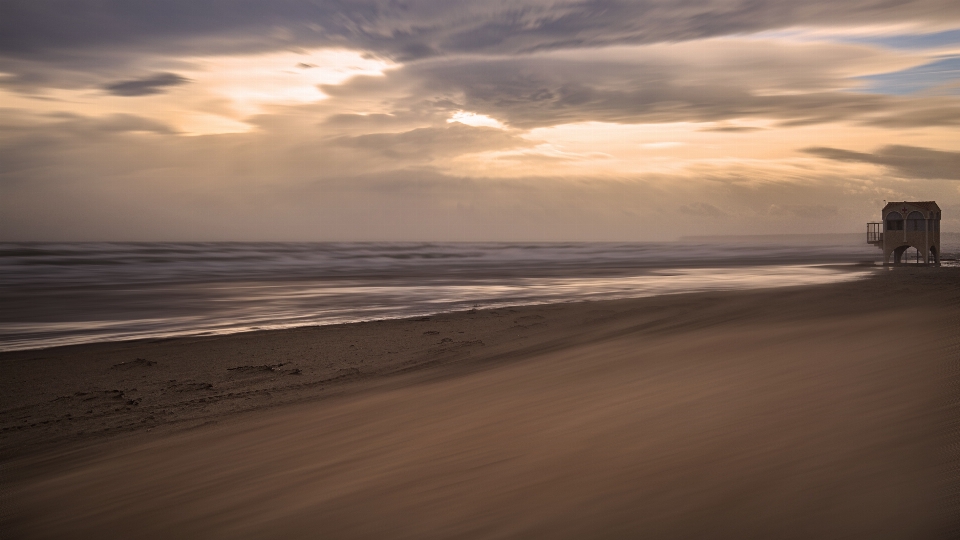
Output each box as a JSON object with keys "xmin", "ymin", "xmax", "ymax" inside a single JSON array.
[
  {"xmin": 320, "ymin": 112, "xmax": 432, "ymax": 133},
  {"xmin": 320, "ymin": 50, "xmax": 919, "ymax": 129},
  {"xmin": 3, "ymin": 1, "xmax": 956, "ymax": 130},
  {"xmin": 2, "ymin": 1, "xmax": 959, "ymax": 62},
  {"xmin": 803, "ymin": 145, "xmax": 960, "ymax": 180},
  {"xmin": 66, "ymin": 113, "xmax": 178, "ymax": 134},
  {"xmin": 103, "ymin": 72, "xmax": 189, "ymax": 96},
  {"xmin": 699, "ymin": 126, "xmax": 765, "ymax": 132},
  {"xmin": 860, "ymin": 103, "xmax": 960, "ymax": 128}
]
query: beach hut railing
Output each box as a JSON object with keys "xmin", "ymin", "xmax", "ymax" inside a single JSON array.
[{"xmin": 866, "ymin": 222, "xmax": 883, "ymax": 245}]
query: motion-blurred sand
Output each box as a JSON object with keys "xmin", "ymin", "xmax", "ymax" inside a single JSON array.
[{"xmin": 2, "ymin": 268, "xmax": 958, "ymax": 538}]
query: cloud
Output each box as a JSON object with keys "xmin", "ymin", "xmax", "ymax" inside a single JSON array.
[
  {"xmin": 316, "ymin": 41, "xmax": 935, "ymax": 129},
  {"xmin": 103, "ymin": 72, "xmax": 189, "ymax": 96},
  {"xmin": 68, "ymin": 113, "xmax": 178, "ymax": 134},
  {"xmin": 860, "ymin": 102, "xmax": 960, "ymax": 127},
  {"xmin": 0, "ymin": 1, "xmax": 956, "ymax": 98},
  {"xmin": 1, "ymin": 3, "xmax": 958, "ymax": 241},
  {"xmin": 699, "ymin": 126, "xmax": 766, "ymax": 133},
  {"xmin": 766, "ymin": 204, "xmax": 839, "ymax": 219},
  {"xmin": 332, "ymin": 124, "xmax": 531, "ymax": 160},
  {"xmin": 2, "ymin": 0, "xmax": 959, "ymax": 63},
  {"xmin": 679, "ymin": 202, "xmax": 728, "ymax": 218},
  {"xmin": 2, "ymin": 107, "xmax": 957, "ymax": 242},
  {"xmin": 0, "ymin": 5, "xmax": 950, "ymax": 130},
  {"xmin": 803, "ymin": 145, "xmax": 960, "ymax": 180}
]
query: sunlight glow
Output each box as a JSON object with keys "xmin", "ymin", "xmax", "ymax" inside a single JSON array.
[
  {"xmin": 184, "ymin": 49, "xmax": 393, "ymax": 117},
  {"xmin": 0, "ymin": 49, "xmax": 397, "ymax": 136},
  {"xmin": 448, "ymin": 111, "xmax": 505, "ymax": 129}
]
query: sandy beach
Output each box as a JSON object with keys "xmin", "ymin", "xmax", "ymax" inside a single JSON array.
[{"xmin": 2, "ymin": 267, "xmax": 958, "ymax": 538}]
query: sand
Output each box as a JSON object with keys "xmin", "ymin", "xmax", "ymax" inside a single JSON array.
[{"xmin": 1, "ymin": 267, "xmax": 958, "ymax": 538}]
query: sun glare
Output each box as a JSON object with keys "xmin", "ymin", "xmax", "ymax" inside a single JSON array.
[
  {"xmin": 185, "ymin": 49, "xmax": 393, "ymax": 117},
  {"xmin": 448, "ymin": 111, "xmax": 506, "ymax": 129}
]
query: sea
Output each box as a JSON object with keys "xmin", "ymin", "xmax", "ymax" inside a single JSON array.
[{"xmin": 2, "ymin": 236, "xmax": 957, "ymax": 352}]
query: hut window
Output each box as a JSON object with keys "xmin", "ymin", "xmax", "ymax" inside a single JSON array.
[
  {"xmin": 907, "ymin": 211, "xmax": 925, "ymax": 231},
  {"xmin": 886, "ymin": 212, "xmax": 903, "ymax": 230}
]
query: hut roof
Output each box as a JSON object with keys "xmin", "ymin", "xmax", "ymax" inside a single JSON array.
[{"xmin": 882, "ymin": 201, "xmax": 940, "ymax": 213}]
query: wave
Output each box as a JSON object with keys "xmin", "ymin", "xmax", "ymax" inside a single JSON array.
[{"xmin": 0, "ymin": 239, "xmax": 947, "ymax": 351}]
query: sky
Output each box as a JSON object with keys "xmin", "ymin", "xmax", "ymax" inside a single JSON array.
[{"xmin": 1, "ymin": 1, "xmax": 959, "ymax": 241}]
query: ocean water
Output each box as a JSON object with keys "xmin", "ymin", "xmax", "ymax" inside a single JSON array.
[{"xmin": 1, "ymin": 239, "xmax": 954, "ymax": 352}]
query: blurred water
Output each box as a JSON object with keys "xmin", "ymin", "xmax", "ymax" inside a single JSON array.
[{"xmin": 1, "ymin": 239, "xmax": 951, "ymax": 352}]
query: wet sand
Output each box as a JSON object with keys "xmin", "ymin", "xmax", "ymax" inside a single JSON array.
[{"xmin": 1, "ymin": 267, "xmax": 958, "ymax": 538}]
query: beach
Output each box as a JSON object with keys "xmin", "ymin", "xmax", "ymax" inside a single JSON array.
[
  {"xmin": 4, "ymin": 0, "xmax": 960, "ymax": 537},
  {"xmin": 1, "ymin": 267, "xmax": 958, "ymax": 538}
]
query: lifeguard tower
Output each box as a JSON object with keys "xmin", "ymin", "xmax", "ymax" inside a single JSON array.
[{"xmin": 867, "ymin": 201, "xmax": 941, "ymax": 266}]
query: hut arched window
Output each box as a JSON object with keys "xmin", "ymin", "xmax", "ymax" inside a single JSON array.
[
  {"xmin": 907, "ymin": 211, "xmax": 925, "ymax": 231},
  {"xmin": 886, "ymin": 211, "xmax": 903, "ymax": 231}
]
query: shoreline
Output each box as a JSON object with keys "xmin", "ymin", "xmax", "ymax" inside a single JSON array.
[
  {"xmin": 0, "ymin": 267, "xmax": 952, "ymax": 459},
  {"xmin": 2, "ymin": 267, "xmax": 958, "ymax": 538},
  {"xmin": 0, "ymin": 261, "xmax": 877, "ymax": 353}
]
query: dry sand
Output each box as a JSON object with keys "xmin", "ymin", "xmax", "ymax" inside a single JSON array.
[{"xmin": 1, "ymin": 267, "xmax": 958, "ymax": 538}]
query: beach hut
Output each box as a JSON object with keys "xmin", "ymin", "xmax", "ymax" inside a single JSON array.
[{"xmin": 867, "ymin": 201, "xmax": 941, "ymax": 266}]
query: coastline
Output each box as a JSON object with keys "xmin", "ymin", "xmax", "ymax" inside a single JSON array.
[
  {"xmin": 2, "ymin": 267, "xmax": 958, "ymax": 538},
  {"xmin": 0, "ymin": 261, "xmax": 877, "ymax": 354}
]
